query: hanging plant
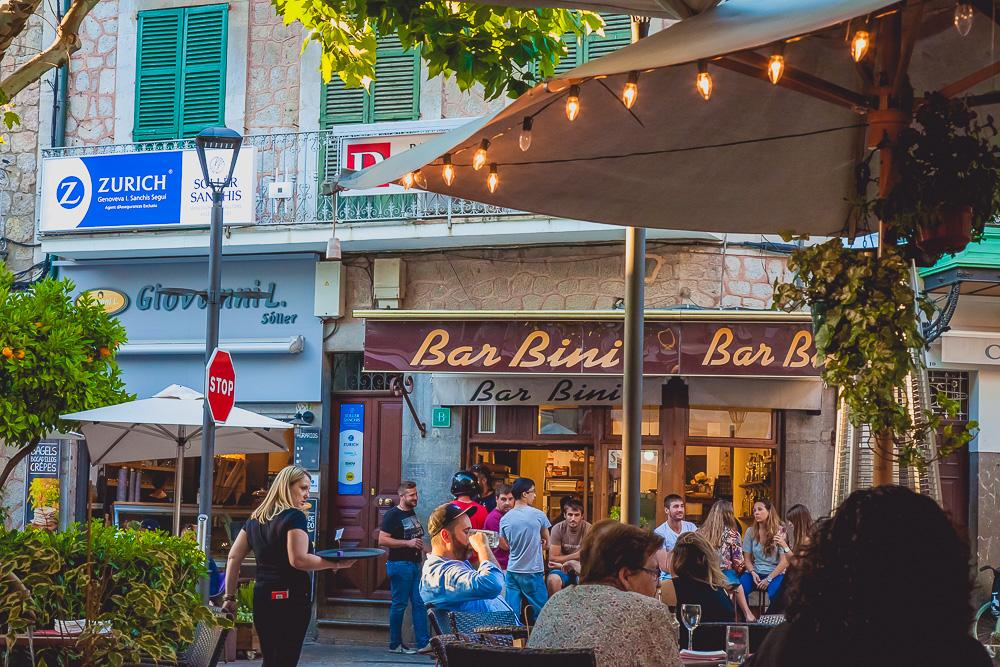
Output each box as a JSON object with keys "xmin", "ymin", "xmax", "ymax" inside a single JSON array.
[
  {"xmin": 876, "ymin": 92, "xmax": 1000, "ymax": 262},
  {"xmin": 774, "ymin": 239, "xmax": 977, "ymax": 468}
]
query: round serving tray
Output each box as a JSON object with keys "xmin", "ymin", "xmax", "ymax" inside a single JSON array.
[{"xmin": 316, "ymin": 547, "xmax": 385, "ymax": 560}]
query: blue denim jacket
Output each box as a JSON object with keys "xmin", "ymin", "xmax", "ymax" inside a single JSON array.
[{"xmin": 419, "ymin": 554, "xmax": 512, "ymax": 614}]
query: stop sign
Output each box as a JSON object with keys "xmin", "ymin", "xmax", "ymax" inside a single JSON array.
[{"xmin": 206, "ymin": 348, "xmax": 236, "ymax": 423}]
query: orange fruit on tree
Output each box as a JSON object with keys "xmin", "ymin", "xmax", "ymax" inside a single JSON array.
[
  {"xmin": 99, "ymin": 346, "xmax": 111, "ymax": 358},
  {"xmin": 14, "ymin": 350, "xmax": 24, "ymax": 359},
  {"xmin": 1, "ymin": 347, "xmax": 12, "ymax": 358}
]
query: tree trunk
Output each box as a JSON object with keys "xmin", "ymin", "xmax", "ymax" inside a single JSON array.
[
  {"xmin": 872, "ymin": 429, "xmax": 895, "ymax": 486},
  {"xmin": 0, "ymin": 437, "xmax": 41, "ymax": 492}
]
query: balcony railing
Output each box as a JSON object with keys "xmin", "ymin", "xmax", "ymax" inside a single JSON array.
[{"xmin": 41, "ymin": 128, "xmax": 519, "ymax": 226}]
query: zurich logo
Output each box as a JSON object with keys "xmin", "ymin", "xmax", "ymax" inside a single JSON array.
[{"xmin": 56, "ymin": 176, "xmax": 85, "ymax": 209}]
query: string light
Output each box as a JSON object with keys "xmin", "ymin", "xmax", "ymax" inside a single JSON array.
[
  {"xmin": 401, "ymin": 171, "xmax": 415, "ymax": 189},
  {"xmin": 954, "ymin": 3, "xmax": 974, "ymax": 36},
  {"xmin": 565, "ymin": 85, "xmax": 581, "ymax": 121},
  {"xmin": 487, "ymin": 163, "xmax": 499, "ymax": 193},
  {"xmin": 696, "ymin": 61, "xmax": 713, "ymax": 101},
  {"xmin": 519, "ymin": 117, "xmax": 533, "ymax": 152},
  {"xmin": 441, "ymin": 154, "xmax": 456, "ymax": 186},
  {"xmin": 767, "ymin": 45, "xmax": 785, "ymax": 85},
  {"xmin": 850, "ymin": 29, "xmax": 870, "ymax": 62},
  {"xmin": 622, "ymin": 71, "xmax": 639, "ymax": 109},
  {"xmin": 413, "ymin": 169, "xmax": 427, "ymax": 189},
  {"xmin": 472, "ymin": 138, "xmax": 490, "ymax": 171}
]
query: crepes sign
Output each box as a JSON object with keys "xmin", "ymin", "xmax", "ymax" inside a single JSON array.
[{"xmin": 364, "ymin": 319, "xmax": 820, "ymax": 377}]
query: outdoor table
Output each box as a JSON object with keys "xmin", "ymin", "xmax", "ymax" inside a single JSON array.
[
  {"xmin": 690, "ymin": 619, "xmax": 780, "ymax": 653},
  {"xmin": 0, "ymin": 634, "xmax": 81, "ymax": 649}
]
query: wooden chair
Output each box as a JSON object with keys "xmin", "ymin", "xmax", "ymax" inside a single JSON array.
[{"xmin": 442, "ymin": 640, "xmax": 597, "ymax": 667}]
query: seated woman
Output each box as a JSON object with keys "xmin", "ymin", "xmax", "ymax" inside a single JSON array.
[
  {"xmin": 528, "ymin": 519, "xmax": 682, "ymax": 667},
  {"xmin": 741, "ymin": 500, "xmax": 788, "ymax": 602},
  {"xmin": 698, "ymin": 499, "xmax": 755, "ymax": 621},
  {"xmin": 671, "ymin": 532, "xmax": 736, "ymax": 649},
  {"xmin": 745, "ymin": 486, "xmax": 992, "ymax": 667}
]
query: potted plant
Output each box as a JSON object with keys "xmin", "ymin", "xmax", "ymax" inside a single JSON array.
[
  {"xmin": 876, "ymin": 92, "xmax": 1000, "ymax": 262},
  {"xmin": 234, "ymin": 580, "xmax": 259, "ymax": 658}
]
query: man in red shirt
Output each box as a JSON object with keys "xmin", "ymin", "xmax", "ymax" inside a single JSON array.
[{"xmin": 450, "ymin": 470, "xmax": 488, "ymax": 529}]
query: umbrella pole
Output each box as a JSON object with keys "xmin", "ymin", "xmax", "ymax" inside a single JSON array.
[
  {"xmin": 621, "ymin": 225, "xmax": 645, "ymax": 526},
  {"xmin": 174, "ymin": 443, "xmax": 184, "ymax": 535}
]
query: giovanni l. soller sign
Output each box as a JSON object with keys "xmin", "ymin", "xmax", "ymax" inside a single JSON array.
[{"xmin": 39, "ymin": 146, "xmax": 256, "ymax": 232}]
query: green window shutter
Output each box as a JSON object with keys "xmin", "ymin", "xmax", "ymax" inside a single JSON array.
[
  {"xmin": 180, "ymin": 4, "xmax": 228, "ymax": 138},
  {"xmin": 134, "ymin": 9, "xmax": 183, "ymax": 141},
  {"xmin": 584, "ymin": 14, "xmax": 632, "ymax": 62},
  {"xmin": 553, "ymin": 34, "xmax": 583, "ymax": 75},
  {"xmin": 320, "ymin": 78, "xmax": 367, "ymax": 128},
  {"xmin": 370, "ymin": 35, "xmax": 420, "ymax": 122}
]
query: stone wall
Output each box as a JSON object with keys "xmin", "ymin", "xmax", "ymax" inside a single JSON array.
[
  {"xmin": 784, "ymin": 387, "xmax": 837, "ymax": 518},
  {"xmin": 247, "ymin": 0, "xmax": 301, "ymax": 133},
  {"xmin": 67, "ymin": 1, "xmax": 119, "ymax": 146}
]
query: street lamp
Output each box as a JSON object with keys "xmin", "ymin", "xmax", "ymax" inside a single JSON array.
[{"xmin": 194, "ymin": 126, "xmax": 243, "ymax": 601}]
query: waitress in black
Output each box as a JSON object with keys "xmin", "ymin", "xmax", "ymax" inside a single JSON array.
[{"xmin": 222, "ymin": 465, "xmax": 355, "ymax": 666}]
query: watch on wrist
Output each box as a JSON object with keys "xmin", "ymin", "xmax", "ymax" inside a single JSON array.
[
  {"xmin": 782, "ymin": 546, "xmax": 792, "ymax": 554},
  {"xmin": 223, "ymin": 594, "xmax": 236, "ymax": 601}
]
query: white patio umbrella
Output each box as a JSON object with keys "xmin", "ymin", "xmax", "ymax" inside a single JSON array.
[{"xmin": 62, "ymin": 384, "xmax": 292, "ymax": 534}]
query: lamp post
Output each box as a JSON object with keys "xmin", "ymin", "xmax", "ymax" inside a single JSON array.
[{"xmin": 194, "ymin": 126, "xmax": 243, "ymax": 600}]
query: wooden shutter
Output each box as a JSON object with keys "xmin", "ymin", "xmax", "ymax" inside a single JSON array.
[
  {"xmin": 180, "ymin": 4, "xmax": 228, "ymax": 138},
  {"xmin": 370, "ymin": 35, "xmax": 420, "ymax": 122},
  {"xmin": 553, "ymin": 34, "xmax": 582, "ymax": 75},
  {"xmin": 584, "ymin": 14, "xmax": 632, "ymax": 62},
  {"xmin": 134, "ymin": 9, "xmax": 183, "ymax": 141},
  {"xmin": 320, "ymin": 78, "xmax": 367, "ymax": 127}
]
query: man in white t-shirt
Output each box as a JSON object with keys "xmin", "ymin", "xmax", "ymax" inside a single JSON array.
[{"xmin": 654, "ymin": 494, "xmax": 697, "ymax": 576}]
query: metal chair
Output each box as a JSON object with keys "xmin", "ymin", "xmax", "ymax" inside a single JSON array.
[{"xmin": 443, "ymin": 640, "xmax": 597, "ymax": 667}]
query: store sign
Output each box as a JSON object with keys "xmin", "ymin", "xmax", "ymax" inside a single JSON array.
[
  {"xmin": 23, "ymin": 441, "xmax": 61, "ymax": 528},
  {"xmin": 337, "ymin": 404, "xmax": 364, "ymax": 495},
  {"xmin": 339, "ymin": 134, "xmax": 437, "ymax": 196},
  {"xmin": 433, "ymin": 376, "xmax": 665, "ymax": 405},
  {"xmin": 76, "ymin": 288, "xmax": 129, "ymax": 315},
  {"xmin": 365, "ymin": 320, "xmax": 819, "ymax": 377},
  {"xmin": 40, "ymin": 147, "xmax": 256, "ymax": 232},
  {"xmin": 941, "ymin": 332, "xmax": 1000, "ymax": 366}
]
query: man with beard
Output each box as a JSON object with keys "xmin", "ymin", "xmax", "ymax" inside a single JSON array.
[
  {"xmin": 378, "ymin": 481, "xmax": 429, "ymax": 653},
  {"xmin": 419, "ymin": 502, "xmax": 514, "ymax": 614}
]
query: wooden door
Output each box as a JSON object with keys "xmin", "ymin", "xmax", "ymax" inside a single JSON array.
[
  {"xmin": 326, "ymin": 396, "xmax": 403, "ymax": 600},
  {"xmin": 937, "ymin": 435, "xmax": 970, "ymax": 541}
]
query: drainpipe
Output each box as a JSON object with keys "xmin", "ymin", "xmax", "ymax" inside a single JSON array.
[{"xmin": 50, "ymin": 0, "xmax": 70, "ymax": 148}]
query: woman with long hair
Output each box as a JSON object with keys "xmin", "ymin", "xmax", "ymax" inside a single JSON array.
[
  {"xmin": 528, "ymin": 519, "xmax": 681, "ymax": 666},
  {"xmin": 744, "ymin": 486, "xmax": 991, "ymax": 667},
  {"xmin": 671, "ymin": 532, "xmax": 736, "ymax": 648},
  {"xmin": 740, "ymin": 500, "xmax": 788, "ymax": 601},
  {"xmin": 777, "ymin": 503, "xmax": 813, "ymax": 552},
  {"xmin": 699, "ymin": 500, "xmax": 755, "ymax": 620},
  {"xmin": 222, "ymin": 466, "xmax": 356, "ymax": 666}
]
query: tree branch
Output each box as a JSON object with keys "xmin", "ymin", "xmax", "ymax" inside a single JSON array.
[
  {"xmin": 0, "ymin": 0, "xmax": 98, "ymax": 102},
  {"xmin": 0, "ymin": 0, "xmax": 44, "ymax": 56},
  {"xmin": 0, "ymin": 436, "xmax": 41, "ymax": 492}
]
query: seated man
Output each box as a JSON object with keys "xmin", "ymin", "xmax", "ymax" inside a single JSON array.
[
  {"xmin": 419, "ymin": 502, "xmax": 515, "ymax": 614},
  {"xmin": 546, "ymin": 498, "xmax": 590, "ymax": 595}
]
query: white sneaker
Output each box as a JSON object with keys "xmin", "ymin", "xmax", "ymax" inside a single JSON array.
[{"xmin": 389, "ymin": 645, "xmax": 417, "ymax": 654}]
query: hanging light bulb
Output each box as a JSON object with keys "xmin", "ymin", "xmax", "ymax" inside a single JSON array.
[
  {"xmin": 487, "ymin": 163, "xmax": 499, "ymax": 193},
  {"xmin": 565, "ymin": 85, "xmax": 581, "ymax": 122},
  {"xmin": 441, "ymin": 154, "xmax": 456, "ymax": 186},
  {"xmin": 850, "ymin": 29, "xmax": 870, "ymax": 62},
  {"xmin": 401, "ymin": 172, "xmax": 415, "ymax": 189},
  {"xmin": 954, "ymin": 3, "xmax": 974, "ymax": 36},
  {"xmin": 472, "ymin": 138, "xmax": 490, "ymax": 171},
  {"xmin": 696, "ymin": 61, "xmax": 713, "ymax": 101},
  {"xmin": 519, "ymin": 117, "xmax": 533, "ymax": 152},
  {"xmin": 621, "ymin": 71, "xmax": 639, "ymax": 109},
  {"xmin": 767, "ymin": 45, "xmax": 785, "ymax": 85},
  {"xmin": 413, "ymin": 169, "xmax": 427, "ymax": 189}
]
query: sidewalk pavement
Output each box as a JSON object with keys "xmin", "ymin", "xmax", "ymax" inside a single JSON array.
[{"xmin": 235, "ymin": 642, "xmax": 433, "ymax": 666}]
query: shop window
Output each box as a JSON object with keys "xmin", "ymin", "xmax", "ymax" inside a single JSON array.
[
  {"xmin": 538, "ymin": 405, "xmax": 589, "ymax": 435},
  {"xmin": 606, "ymin": 449, "xmax": 659, "ymax": 529},
  {"xmin": 684, "ymin": 445, "xmax": 776, "ymax": 525},
  {"xmin": 609, "ymin": 406, "xmax": 660, "ymax": 436},
  {"xmin": 477, "ymin": 405, "xmax": 496, "ymax": 433},
  {"xmin": 688, "ymin": 407, "xmax": 773, "ymax": 440}
]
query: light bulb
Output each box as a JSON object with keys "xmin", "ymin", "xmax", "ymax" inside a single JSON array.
[
  {"xmin": 696, "ymin": 61, "xmax": 713, "ymax": 101},
  {"xmin": 851, "ymin": 30, "xmax": 870, "ymax": 62},
  {"xmin": 519, "ymin": 117, "xmax": 533, "ymax": 152},
  {"xmin": 955, "ymin": 3, "xmax": 974, "ymax": 36},
  {"xmin": 401, "ymin": 172, "xmax": 415, "ymax": 189},
  {"xmin": 767, "ymin": 52, "xmax": 785, "ymax": 85},
  {"xmin": 413, "ymin": 169, "xmax": 427, "ymax": 189},
  {"xmin": 487, "ymin": 163, "xmax": 499, "ymax": 193},
  {"xmin": 565, "ymin": 85, "xmax": 581, "ymax": 122},
  {"xmin": 442, "ymin": 154, "xmax": 456, "ymax": 186},
  {"xmin": 622, "ymin": 71, "xmax": 639, "ymax": 109},
  {"xmin": 472, "ymin": 138, "xmax": 490, "ymax": 171}
]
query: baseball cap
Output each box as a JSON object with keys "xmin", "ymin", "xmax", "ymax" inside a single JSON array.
[{"xmin": 427, "ymin": 502, "xmax": 476, "ymax": 537}]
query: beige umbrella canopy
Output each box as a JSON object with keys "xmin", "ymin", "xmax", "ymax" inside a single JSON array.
[{"xmin": 339, "ymin": 0, "xmax": 1000, "ymax": 237}]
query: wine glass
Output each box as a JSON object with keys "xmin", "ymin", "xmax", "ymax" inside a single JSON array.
[
  {"xmin": 726, "ymin": 624, "xmax": 749, "ymax": 666},
  {"xmin": 681, "ymin": 603, "xmax": 702, "ymax": 652}
]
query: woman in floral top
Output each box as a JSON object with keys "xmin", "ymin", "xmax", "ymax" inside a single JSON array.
[{"xmin": 699, "ymin": 500, "xmax": 755, "ymax": 621}]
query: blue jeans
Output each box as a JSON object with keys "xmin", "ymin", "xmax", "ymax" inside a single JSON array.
[
  {"xmin": 505, "ymin": 571, "xmax": 548, "ymax": 622},
  {"xmin": 386, "ymin": 560, "xmax": 429, "ymax": 649},
  {"xmin": 740, "ymin": 571, "xmax": 784, "ymax": 601}
]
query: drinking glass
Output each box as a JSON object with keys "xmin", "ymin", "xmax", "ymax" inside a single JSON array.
[
  {"xmin": 680, "ymin": 603, "xmax": 702, "ymax": 652},
  {"xmin": 726, "ymin": 624, "xmax": 749, "ymax": 666},
  {"xmin": 471, "ymin": 529, "xmax": 500, "ymax": 549}
]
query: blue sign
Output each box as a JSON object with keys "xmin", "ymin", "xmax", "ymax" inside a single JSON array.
[
  {"xmin": 338, "ymin": 404, "xmax": 364, "ymax": 495},
  {"xmin": 41, "ymin": 148, "xmax": 255, "ymax": 232}
]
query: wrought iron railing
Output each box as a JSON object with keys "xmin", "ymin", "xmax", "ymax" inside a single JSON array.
[{"xmin": 41, "ymin": 129, "xmax": 519, "ymax": 225}]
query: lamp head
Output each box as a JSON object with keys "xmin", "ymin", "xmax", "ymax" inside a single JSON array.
[{"xmin": 194, "ymin": 127, "xmax": 243, "ymax": 190}]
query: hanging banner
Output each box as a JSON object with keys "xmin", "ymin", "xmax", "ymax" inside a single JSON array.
[
  {"xmin": 337, "ymin": 403, "xmax": 364, "ymax": 495},
  {"xmin": 23, "ymin": 441, "xmax": 62, "ymax": 529},
  {"xmin": 40, "ymin": 147, "xmax": 256, "ymax": 232},
  {"xmin": 339, "ymin": 134, "xmax": 438, "ymax": 196}
]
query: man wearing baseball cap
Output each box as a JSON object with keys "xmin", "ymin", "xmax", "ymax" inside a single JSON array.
[{"xmin": 419, "ymin": 502, "xmax": 515, "ymax": 614}]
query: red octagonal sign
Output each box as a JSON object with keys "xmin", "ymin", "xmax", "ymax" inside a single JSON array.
[{"xmin": 206, "ymin": 349, "xmax": 236, "ymax": 424}]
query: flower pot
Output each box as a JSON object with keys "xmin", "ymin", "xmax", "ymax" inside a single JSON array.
[
  {"xmin": 235, "ymin": 622, "xmax": 260, "ymax": 657},
  {"xmin": 916, "ymin": 205, "xmax": 973, "ymax": 255}
]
